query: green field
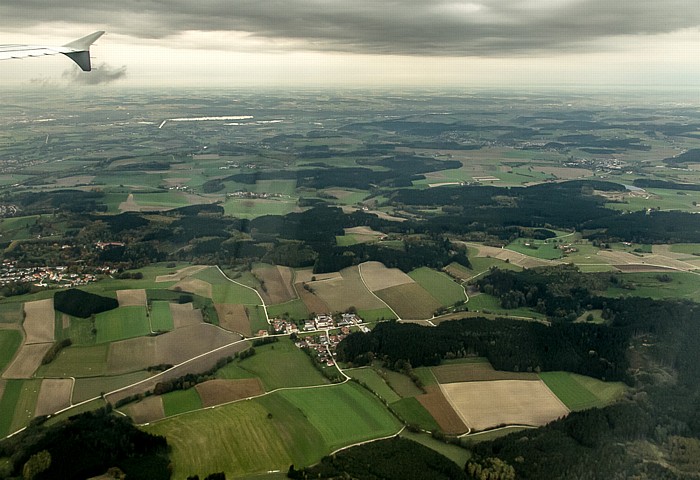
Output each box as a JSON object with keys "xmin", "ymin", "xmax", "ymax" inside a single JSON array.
[
  {"xmin": 44, "ymin": 398, "xmax": 107, "ymax": 427},
  {"xmin": 413, "ymin": 366, "xmax": 438, "ymax": 387},
  {"xmin": 95, "ymin": 306, "xmax": 150, "ymax": 343},
  {"xmin": 605, "ymin": 188, "xmax": 700, "ymax": 212},
  {"xmin": 357, "ymin": 307, "xmax": 397, "ymax": 322},
  {"xmin": 59, "ymin": 314, "xmax": 97, "ymax": 345},
  {"xmin": 506, "ymin": 239, "xmax": 563, "ymax": 260},
  {"xmin": 194, "ymin": 267, "xmax": 262, "ymax": 305},
  {"xmin": 0, "ymin": 330, "xmax": 22, "ymax": 372},
  {"xmin": 375, "ymin": 367, "xmax": 423, "ymax": 398},
  {"xmin": 408, "ymin": 267, "xmax": 466, "ymax": 306},
  {"xmin": 0, "ymin": 302, "xmax": 23, "ymax": 324},
  {"xmin": 162, "ymin": 388, "xmax": 203, "ymax": 417},
  {"xmin": 603, "ymin": 271, "xmax": 700, "ymax": 300},
  {"xmin": 247, "ymin": 306, "xmax": 270, "ymax": 332},
  {"xmin": 466, "ymin": 293, "xmax": 545, "ymax": 319},
  {"xmin": 217, "ymin": 339, "xmax": 327, "ymax": 390},
  {"xmin": 267, "ymin": 299, "xmax": 308, "ymax": 321},
  {"xmin": 391, "ymin": 397, "xmax": 440, "ymax": 431},
  {"xmin": 278, "ymin": 382, "xmax": 402, "ymax": 451},
  {"xmin": 400, "ymin": 431, "xmax": 471, "ymax": 467},
  {"xmin": 0, "ymin": 379, "xmax": 41, "ymax": 436},
  {"xmin": 539, "ymin": 371, "xmax": 627, "ymax": 411},
  {"xmin": 145, "ymin": 396, "xmax": 324, "ymax": 478},
  {"xmin": 668, "ymin": 243, "xmax": 700, "ymax": 255},
  {"xmin": 347, "ymin": 368, "xmax": 402, "ymax": 403},
  {"xmin": 150, "ymin": 301, "xmax": 175, "ymax": 331},
  {"xmin": 37, "ymin": 344, "xmax": 109, "ymax": 377}
]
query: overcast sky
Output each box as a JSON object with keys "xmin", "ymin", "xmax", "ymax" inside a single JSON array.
[{"xmin": 0, "ymin": 0, "xmax": 698, "ymax": 88}]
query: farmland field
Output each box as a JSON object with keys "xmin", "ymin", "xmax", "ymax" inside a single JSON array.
[
  {"xmin": 116, "ymin": 289, "xmax": 147, "ymax": 307},
  {"xmin": 539, "ymin": 371, "xmax": 627, "ymax": 411},
  {"xmin": 194, "ymin": 267, "xmax": 262, "ymax": 305},
  {"xmin": 442, "ymin": 380, "xmax": 570, "ymax": 431},
  {"xmin": 0, "ymin": 380, "xmax": 22, "ymax": 437},
  {"xmin": 3, "ymin": 379, "xmax": 41, "ymax": 435},
  {"xmin": 277, "ymin": 382, "xmax": 402, "ymax": 451},
  {"xmin": 0, "ymin": 330, "xmax": 22, "ymax": 373},
  {"xmin": 252, "ymin": 265, "xmax": 297, "ymax": 304},
  {"xmin": 391, "ymin": 397, "xmax": 440, "ymax": 431},
  {"xmin": 359, "ymin": 261, "xmax": 414, "ymax": 292},
  {"xmin": 162, "ymin": 388, "xmax": 203, "ymax": 417},
  {"xmin": 408, "ymin": 267, "xmax": 466, "ymax": 306},
  {"xmin": 506, "ymin": 239, "xmax": 564, "ymax": 260},
  {"xmin": 3, "ymin": 343, "xmax": 53, "ymax": 379},
  {"xmin": 311, "ymin": 266, "xmax": 387, "ymax": 312},
  {"xmin": 466, "ymin": 293, "xmax": 545, "ymax": 319},
  {"xmin": 375, "ymin": 283, "xmax": 442, "ymax": 320},
  {"xmin": 215, "ymin": 304, "xmax": 251, "ymax": 336},
  {"xmin": 196, "ymin": 378, "xmax": 265, "ymax": 407},
  {"xmin": 150, "ymin": 301, "xmax": 175, "ymax": 331},
  {"xmin": 95, "ymin": 305, "xmax": 150, "ymax": 343},
  {"xmin": 169, "ymin": 302, "xmax": 203, "ymax": 328},
  {"xmin": 602, "ymin": 271, "xmax": 700, "ymax": 300},
  {"xmin": 71, "ymin": 371, "xmax": 153, "ymax": 403},
  {"xmin": 22, "ymin": 299, "xmax": 55, "ymax": 344},
  {"xmin": 267, "ymin": 299, "xmax": 309, "ymax": 322},
  {"xmin": 347, "ymin": 368, "xmax": 402, "ymax": 403},
  {"xmin": 375, "ymin": 366, "xmax": 423, "ymax": 398},
  {"xmin": 34, "ymin": 378, "xmax": 73, "ymax": 416},
  {"xmin": 37, "ymin": 344, "xmax": 109, "ymax": 377},
  {"xmin": 400, "ymin": 430, "xmax": 472, "ymax": 467},
  {"xmin": 416, "ymin": 385, "xmax": 468, "ymax": 435},
  {"xmin": 431, "ymin": 361, "xmax": 539, "ymax": 383},
  {"xmin": 222, "ymin": 339, "xmax": 327, "ymax": 390},
  {"xmin": 0, "ymin": 303, "xmax": 23, "ymax": 324},
  {"xmin": 357, "ymin": 307, "xmax": 397, "ymax": 321},
  {"xmin": 124, "ymin": 395, "xmax": 165, "ymax": 424},
  {"xmin": 144, "ymin": 397, "xmax": 324, "ymax": 478}
]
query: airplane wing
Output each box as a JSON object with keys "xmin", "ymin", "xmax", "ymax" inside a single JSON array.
[{"xmin": 0, "ymin": 31, "xmax": 105, "ymax": 71}]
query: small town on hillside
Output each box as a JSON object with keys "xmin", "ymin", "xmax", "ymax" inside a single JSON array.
[{"xmin": 0, "ymin": 260, "xmax": 107, "ymax": 287}]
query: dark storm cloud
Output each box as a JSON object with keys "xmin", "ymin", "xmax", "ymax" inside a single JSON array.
[
  {"xmin": 3, "ymin": 0, "xmax": 699, "ymax": 56},
  {"xmin": 62, "ymin": 63, "xmax": 127, "ymax": 84}
]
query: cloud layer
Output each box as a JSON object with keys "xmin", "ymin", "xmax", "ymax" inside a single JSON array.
[
  {"xmin": 62, "ymin": 63, "xmax": 127, "ymax": 85},
  {"xmin": 2, "ymin": 0, "xmax": 699, "ymax": 56}
]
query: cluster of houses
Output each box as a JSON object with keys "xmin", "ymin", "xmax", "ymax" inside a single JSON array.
[
  {"xmin": 227, "ymin": 191, "xmax": 282, "ymax": 199},
  {"xmin": 0, "ymin": 260, "xmax": 104, "ymax": 288}
]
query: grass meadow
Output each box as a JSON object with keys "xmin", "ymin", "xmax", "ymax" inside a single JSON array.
[
  {"xmin": 0, "ymin": 302, "xmax": 23, "ymax": 324},
  {"xmin": 347, "ymin": 368, "xmax": 402, "ymax": 403},
  {"xmin": 539, "ymin": 371, "xmax": 627, "ymax": 411},
  {"xmin": 391, "ymin": 397, "xmax": 440, "ymax": 431},
  {"xmin": 217, "ymin": 339, "xmax": 327, "ymax": 390},
  {"xmin": 408, "ymin": 267, "xmax": 466, "ymax": 306},
  {"xmin": 267, "ymin": 299, "xmax": 308, "ymax": 321},
  {"xmin": 162, "ymin": 388, "xmax": 203, "ymax": 417},
  {"xmin": 72, "ymin": 371, "xmax": 153, "ymax": 403},
  {"xmin": 277, "ymin": 382, "xmax": 402, "ymax": 451},
  {"xmin": 95, "ymin": 306, "xmax": 150, "ymax": 343},
  {"xmin": 37, "ymin": 344, "xmax": 109, "ymax": 378},
  {"xmin": 0, "ymin": 330, "xmax": 22, "ymax": 372},
  {"xmin": 194, "ymin": 267, "xmax": 262, "ymax": 305},
  {"xmin": 150, "ymin": 301, "xmax": 175, "ymax": 331}
]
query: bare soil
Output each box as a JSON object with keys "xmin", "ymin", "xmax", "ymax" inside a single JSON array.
[
  {"xmin": 125, "ymin": 395, "xmax": 165, "ymax": 424},
  {"xmin": 2, "ymin": 343, "xmax": 53, "ymax": 379},
  {"xmin": 215, "ymin": 304, "xmax": 251, "ymax": 337},
  {"xmin": 170, "ymin": 302, "xmax": 203, "ymax": 329},
  {"xmin": 416, "ymin": 385, "xmax": 468, "ymax": 435},
  {"xmin": 35, "ymin": 378, "xmax": 73, "ymax": 416},
  {"xmin": 196, "ymin": 378, "xmax": 265, "ymax": 407},
  {"xmin": 116, "ymin": 289, "xmax": 147, "ymax": 307},
  {"xmin": 23, "ymin": 299, "xmax": 55, "ymax": 344}
]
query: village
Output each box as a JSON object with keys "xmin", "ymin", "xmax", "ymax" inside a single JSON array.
[
  {"xmin": 270, "ymin": 313, "xmax": 370, "ymax": 367},
  {"xmin": 0, "ymin": 260, "xmax": 107, "ymax": 288}
]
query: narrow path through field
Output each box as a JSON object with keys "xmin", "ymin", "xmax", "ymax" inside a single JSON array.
[
  {"xmin": 216, "ymin": 266, "xmax": 270, "ymax": 325},
  {"xmin": 358, "ymin": 262, "xmax": 401, "ymax": 321}
]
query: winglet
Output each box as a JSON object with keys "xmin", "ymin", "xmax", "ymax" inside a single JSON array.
[{"xmin": 61, "ymin": 31, "xmax": 105, "ymax": 71}]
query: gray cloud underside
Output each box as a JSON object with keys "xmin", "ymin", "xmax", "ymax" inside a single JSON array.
[
  {"xmin": 62, "ymin": 63, "xmax": 127, "ymax": 85},
  {"xmin": 3, "ymin": 1, "xmax": 699, "ymax": 56}
]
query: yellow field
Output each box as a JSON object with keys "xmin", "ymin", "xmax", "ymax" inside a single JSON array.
[
  {"xmin": 22, "ymin": 299, "xmax": 55, "ymax": 344},
  {"xmin": 441, "ymin": 380, "xmax": 570, "ymax": 431},
  {"xmin": 359, "ymin": 261, "xmax": 414, "ymax": 292},
  {"xmin": 116, "ymin": 289, "xmax": 147, "ymax": 307}
]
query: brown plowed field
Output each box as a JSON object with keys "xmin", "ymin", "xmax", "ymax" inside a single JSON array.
[
  {"xmin": 125, "ymin": 395, "xmax": 165, "ymax": 424},
  {"xmin": 172, "ymin": 278, "xmax": 213, "ymax": 298},
  {"xmin": 116, "ymin": 289, "xmax": 147, "ymax": 307},
  {"xmin": 375, "ymin": 283, "xmax": 441, "ymax": 320},
  {"xmin": 359, "ymin": 261, "xmax": 414, "ymax": 292},
  {"xmin": 196, "ymin": 378, "xmax": 265, "ymax": 407},
  {"xmin": 252, "ymin": 266, "xmax": 297, "ymax": 304},
  {"xmin": 416, "ymin": 385, "xmax": 468, "ymax": 435},
  {"xmin": 23, "ymin": 299, "xmax": 55, "ymax": 344},
  {"xmin": 432, "ymin": 363, "xmax": 539, "ymax": 384},
  {"xmin": 155, "ymin": 265, "xmax": 208, "ymax": 283},
  {"xmin": 441, "ymin": 380, "xmax": 570, "ymax": 431},
  {"xmin": 2, "ymin": 343, "xmax": 52, "ymax": 379},
  {"xmin": 295, "ymin": 283, "xmax": 330, "ymax": 315},
  {"xmin": 312, "ymin": 266, "xmax": 386, "ymax": 312},
  {"xmin": 170, "ymin": 302, "xmax": 203, "ymax": 329},
  {"xmin": 35, "ymin": 378, "xmax": 73, "ymax": 416},
  {"xmin": 106, "ymin": 323, "xmax": 241, "ymax": 375},
  {"xmin": 105, "ymin": 340, "xmax": 249, "ymax": 405},
  {"xmin": 215, "ymin": 304, "xmax": 251, "ymax": 337},
  {"xmin": 294, "ymin": 269, "xmax": 340, "ymax": 284}
]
